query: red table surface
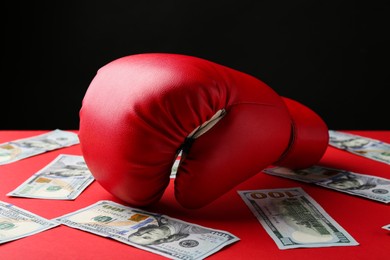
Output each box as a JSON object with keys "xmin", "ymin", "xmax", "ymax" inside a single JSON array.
[{"xmin": 0, "ymin": 130, "xmax": 389, "ymax": 260}]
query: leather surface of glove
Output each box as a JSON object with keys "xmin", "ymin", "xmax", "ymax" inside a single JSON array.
[{"xmin": 79, "ymin": 53, "xmax": 328, "ymax": 209}]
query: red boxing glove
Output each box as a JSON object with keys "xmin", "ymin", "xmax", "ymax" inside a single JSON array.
[{"xmin": 79, "ymin": 53, "xmax": 328, "ymax": 209}]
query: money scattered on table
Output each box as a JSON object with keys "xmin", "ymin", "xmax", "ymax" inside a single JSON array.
[
  {"xmin": 238, "ymin": 187, "xmax": 359, "ymax": 249},
  {"xmin": 0, "ymin": 200, "xmax": 59, "ymax": 244},
  {"xmin": 382, "ymin": 224, "xmax": 390, "ymax": 231},
  {"xmin": 263, "ymin": 166, "xmax": 390, "ymax": 204},
  {"xmin": 328, "ymin": 130, "xmax": 390, "ymax": 165},
  {"xmin": 7, "ymin": 154, "xmax": 94, "ymax": 200},
  {"xmin": 55, "ymin": 200, "xmax": 239, "ymax": 260},
  {"xmin": 0, "ymin": 129, "xmax": 79, "ymax": 165}
]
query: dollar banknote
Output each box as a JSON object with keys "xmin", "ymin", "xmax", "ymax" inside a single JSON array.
[
  {"xmin": 0, "ymin": 129, "xmax": 79, "ymax": 165},
  {"xmin": 0, "ymin": 201, "xmax": 59, "ymax": 244},
  {"xmin": 238, "ymin": 187, "xmax": 359, "ymax": 249},
  {"xmin": 382, "ymin": 224, "xmax": 390, "ymax": 231},
  {"xmin": 54, "ymin": 200, "xmax": 239, "ymax": 260},
  {"xmin": 263, "ymin": 166, "xmax": 390, "ymax": 203},
  {"xmin": 329, "ymin": 130, "xmax": 390, "ymax": 165},
  {"xmin": 7, "ymin": 154, "xmax": 94, "ymax": 200}
]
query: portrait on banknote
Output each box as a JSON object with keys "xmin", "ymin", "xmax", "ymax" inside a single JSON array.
[
  {"xmin": 7, "ymin": 154, "xmax": 94, "ymax": 200},
  {"xmin": 127, "ymin": 213, "xmax": 211, "ymax": 246},
  {"xmin": 264, "ymin": 166, "xmax": 390, "ymax": 203},
  {"xmin": 55, "ymin": 200, "xmax": 239, "ymax": 260},
  {"xmin": 330, "ymin": 136, "xmax": 370, "ymax": 149},
  {"xmin": 329, "ymin": 130, "xmax": 390, "ymax": 164},
  {"xmin": 319, "ymin": 171, "xmax": 390, "ymax": 191},
  {"xmin": 238, "ymin": 187, "xmax": 359, "ymax": 249}
]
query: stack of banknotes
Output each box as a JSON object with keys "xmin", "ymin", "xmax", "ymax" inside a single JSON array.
[{"xmin": 0, "ymin": 130, "xmax": 239, "ymax": 259}]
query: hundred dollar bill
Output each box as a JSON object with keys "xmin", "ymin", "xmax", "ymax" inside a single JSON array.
[
  {"xmin": 0, "ymin": 129, "xmax": 79, "ymax": 165},
  {"xmin": 263, "ymin": 166, "xmax": 390, "ymax": 203},
  {"xmin": 55, "ymin": 200, "xmax": 239, "ymax": 260},
  {"xmin": 7, "ymin": 154, "xmax": 94, "ymax": 200},
  {"xmin": 329, "ymin": 130, "xmax": 390, "ymax": 165},
  {"xmin": 238, "ymin": 187, "xmax": 359, "ymax": 249},
  {"xmin": 382, "ymin": 224, "xmax": 390, "ymax": 231},
  {"xmin": 0, "ymin": 200, "xmax": 59, "ymax": 244}
]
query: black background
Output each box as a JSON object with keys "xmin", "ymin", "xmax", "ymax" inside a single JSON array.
[{"xmin": 4, "ymin": 1, "xmax": 389, "ymax": 130}]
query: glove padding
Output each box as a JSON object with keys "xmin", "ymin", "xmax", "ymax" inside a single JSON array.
[{"xmin": 79, "ymin": 53, "xmax": 328, "ymax": 209}]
